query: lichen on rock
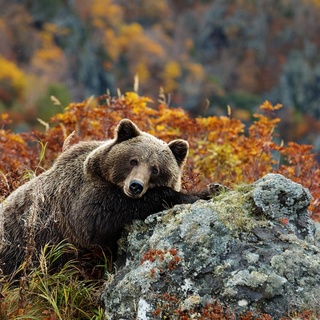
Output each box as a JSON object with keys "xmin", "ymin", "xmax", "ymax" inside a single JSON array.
[
  {"xmin": 101, "ymin": 174, "xmax": 320, "ymax": 319},
  {"xmin": 252, "ymin": 173, "xmax": 313, "ymax": 239}
]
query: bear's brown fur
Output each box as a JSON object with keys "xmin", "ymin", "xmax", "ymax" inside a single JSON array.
[{"xmin": 0, "ymin": 119, "xmax": 215, "ymax": 275}]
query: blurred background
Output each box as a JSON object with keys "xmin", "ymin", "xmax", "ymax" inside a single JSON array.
[{"xmin": 1, "ymin": 0, "xmax": 320, "ymax": 155}]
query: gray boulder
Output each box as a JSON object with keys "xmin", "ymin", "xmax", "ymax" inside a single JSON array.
[{"xmin": 101, "ymin": 174, "xmax": 320, "ymax": 319}]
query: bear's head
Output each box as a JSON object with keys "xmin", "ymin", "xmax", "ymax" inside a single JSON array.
[{"xmin": 84, "ymin": 119, "xmax": 189, "ymax": 198}]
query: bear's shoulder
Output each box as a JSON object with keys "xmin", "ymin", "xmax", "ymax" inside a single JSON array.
[{"xmin": 53, "ymin": 140, "xmax": 107, "ymax": 168}]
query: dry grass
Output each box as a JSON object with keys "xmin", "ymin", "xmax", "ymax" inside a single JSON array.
[{"xmin": 0, "ymin": 242, "xmax": 107, "ymax": 320}]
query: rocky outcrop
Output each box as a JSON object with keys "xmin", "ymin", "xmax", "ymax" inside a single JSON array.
[{"xmin": 101, "ymin": 174, "xmax": 320, "ymax": 319}]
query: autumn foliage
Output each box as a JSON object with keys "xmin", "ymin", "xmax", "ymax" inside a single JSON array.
[{"xmin": 1, "ymin": 93, "xmax": 320, "ymax": 222}]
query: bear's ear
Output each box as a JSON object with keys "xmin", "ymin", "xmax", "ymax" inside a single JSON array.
[
  {"xmin": 115, "ymin": 119, "xmax": 141, "ymax": 143},
  {"xmin": 168, "ymin": 139, "xmax": 189, "ymax": 167}
]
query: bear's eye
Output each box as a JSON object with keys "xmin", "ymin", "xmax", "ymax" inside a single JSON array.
[
  {"xmin": 151, "ymin": 166, "xmax": 159, "ymax": 175},
  {"xmin": 130, "ymin": 159, "xmax": 138, "ymax": 166}
]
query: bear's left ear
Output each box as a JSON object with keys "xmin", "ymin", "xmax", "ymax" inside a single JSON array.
[
  {"xmin": 115, "ymin": 119, "xmax": 141, "ymax": 143},
  {"xmin": 168, "ymin": 139, "xmax": 189, "ymax": 167}
]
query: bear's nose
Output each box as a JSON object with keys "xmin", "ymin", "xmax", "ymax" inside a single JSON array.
[{"xmin": 129, "ymin": 180, "xmax": 144, "ymax": 195}]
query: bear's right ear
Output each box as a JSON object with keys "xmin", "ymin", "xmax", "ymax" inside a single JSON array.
[{"xmin": 115, "ymin": 119, "xmax": 141, "ymax": 143}]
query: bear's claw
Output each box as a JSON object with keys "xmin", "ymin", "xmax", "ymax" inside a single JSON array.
[{"xmin": 207, "ymin": 183, "xmax": 229, "ymax": 196}]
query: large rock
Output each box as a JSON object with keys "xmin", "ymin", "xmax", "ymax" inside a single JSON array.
[{"xmin": 101, "ymin": 174, "xmax": 320, "ymax": 319}]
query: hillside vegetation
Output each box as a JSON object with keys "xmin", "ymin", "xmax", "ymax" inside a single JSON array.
[{"xmin": 1, "ymin": 0, "xmax": 320, "ymax": 149}]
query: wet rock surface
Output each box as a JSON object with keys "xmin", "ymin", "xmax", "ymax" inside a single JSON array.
[{"xmin": 101, "ymin": 174, "xmax": 320, "ymax": 319}]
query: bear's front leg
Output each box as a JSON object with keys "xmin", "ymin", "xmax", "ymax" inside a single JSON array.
[{"xmin": 132, "ymin": 183, "xmax": 228, "ymax": 220}]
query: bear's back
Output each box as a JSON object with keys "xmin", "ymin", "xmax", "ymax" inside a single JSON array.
[
  {"xmin": 47, "ymin": 140, "xmax": 109, "ymax": 194},
  {"xmin": 1, "ymin": 140, "xmax": 108, "ymax": 219},
  {"xmin": 55, "ymin": 140, "xmax": 105, "ymax": 167}
]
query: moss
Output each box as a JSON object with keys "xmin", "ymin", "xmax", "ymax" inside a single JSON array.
[{"xmin": 211, "ymin": 184, "xmax": 267, "ymax": 233}]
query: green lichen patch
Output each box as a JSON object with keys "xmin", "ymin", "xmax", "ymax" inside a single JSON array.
[{"xmin": 210, "ymin": 184, "xmax": 267, "ymax": 233}]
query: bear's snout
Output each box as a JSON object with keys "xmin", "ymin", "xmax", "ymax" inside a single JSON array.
[{"xmin": 129, "ymin": 180, "xmax": 144, "ymax": 197}]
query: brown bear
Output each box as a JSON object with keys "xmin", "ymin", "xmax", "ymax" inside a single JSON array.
[{"xmin": 0, "ymin": 119, "xmax": 216, "ymax": 275}]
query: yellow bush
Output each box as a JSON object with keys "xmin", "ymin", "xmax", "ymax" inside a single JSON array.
[{"xmin": 0, "ymin": 55, "xmax": 27, "ymax": 100}]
